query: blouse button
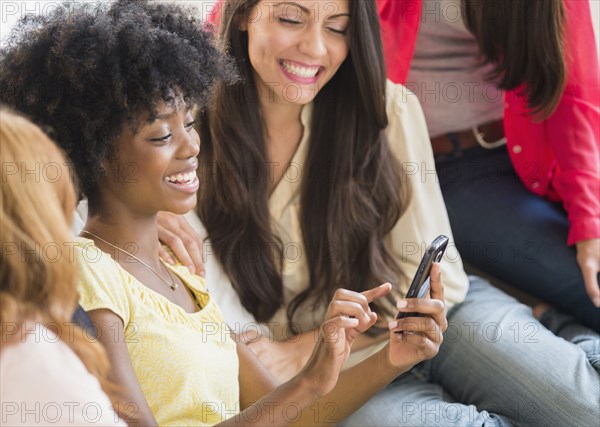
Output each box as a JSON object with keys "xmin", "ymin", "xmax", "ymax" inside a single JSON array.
[
  {"xmin": 512, "ymin": 145, "xmax": 522, "ymax": 154},
  {"xmin": 531, "ymin": 181, "xmax": 540, "ymax": 189}
]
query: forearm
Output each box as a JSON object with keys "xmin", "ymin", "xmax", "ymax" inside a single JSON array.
[
  {"xmin": 224, "ymin": 345, "xmax": 404, "ymax": 426},
  {"xmin": 218, "ymin": 376, "xmax": 320, "ymax": 426},
  {"xmin": 285, "ymin": 326, "xmax": 385, "ymax": 352},
  {"xmin": 352, "ymin": 329, "xmax": 388, "ymax": 350},
  {"xmin": 293, "ymin": 344, "xmax": 407, "ymax": 426}
]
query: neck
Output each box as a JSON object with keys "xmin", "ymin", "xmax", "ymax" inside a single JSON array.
[
  {"xmin": 83, "ymin": 201, "xmax": 161, "ymax": 267},
  {"xmin": 259, "ymin": 96, "xmax": 304, "ymax": 141}
]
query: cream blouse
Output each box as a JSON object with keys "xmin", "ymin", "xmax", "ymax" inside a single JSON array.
[{"xmin": 186, "ymin": 81, "xmax": 469, "ymax": 366}]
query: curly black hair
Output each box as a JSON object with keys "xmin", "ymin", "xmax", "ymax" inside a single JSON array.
[{"xmin": 0, "ymin": 0, "xmax": 236, "ymax": 201}]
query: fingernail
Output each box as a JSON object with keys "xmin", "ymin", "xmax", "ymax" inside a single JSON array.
[
  {"xmin": 200, "ymin": 270, "xmax": 206, "ymax": 278},
  {"xmin": 397, "ymin": 300, "xmax": 408, "ymax": 309},
  {"xmin": 187, "ymin": 265, "xmax": 196, "ymax": 274},
  {"xmin": 388, "ymin": 320, "xmax": 398, "ymax": 329}
]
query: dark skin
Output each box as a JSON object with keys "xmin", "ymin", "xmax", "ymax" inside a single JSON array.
[
  {"xmin": 82, "ymin": 99, "xmax": 447, "ymax": 426},
  {"xmin": 84, "ymin": 102, "xmax": 201, "ymax": 312}
]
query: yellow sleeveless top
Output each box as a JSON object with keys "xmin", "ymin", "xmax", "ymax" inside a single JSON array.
[{"xmin": 75, "ymin": 237, "xmax": 239, "ymax": 426}]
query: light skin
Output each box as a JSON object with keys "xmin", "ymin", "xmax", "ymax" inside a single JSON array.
[
  {"xmin": 244, "ymin": 0, "xmax": 350, "ymax": 193},
  {"xmin": 156, "ymin": 0, "xmax": 420, "ymax": 381},
  {"xmin": 576, "ymin": 238, "xmax": 600, "ymax": 307},
  {"xmin": 157, "ymin": 0, "xmax": 352, "ymax": 297},
  {"xmin": 159, "ymin": 0, "xmax": 600, "ymax": 315},
  {"xmin": 84, "ymin": 98, "xmax": 447, "ymax": 426}
]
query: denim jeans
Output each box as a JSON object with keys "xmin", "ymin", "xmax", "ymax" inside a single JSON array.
[
  {"xmin": 342, "ymin": 277, "xmax": 600, "ymax": 426},
  {"xmin": 436, "ymin": 146, "xmax": 600, "ymax": 332}
]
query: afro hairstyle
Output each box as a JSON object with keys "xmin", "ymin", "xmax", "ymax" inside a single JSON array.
[{"xmin": 0, "ymin": 0, "xmax": 236, "ymax": 201}]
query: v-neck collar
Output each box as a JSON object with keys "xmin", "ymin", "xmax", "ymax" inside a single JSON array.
[{"xmin": 268, "ymin": 102, "xmax": 313, "ymax": 221}]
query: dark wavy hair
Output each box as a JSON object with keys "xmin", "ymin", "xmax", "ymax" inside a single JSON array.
[
  {"xmin": 0, "ymin": 0, "xmax": 235, "ymax": 206},
  {"xmin": 463, "ymin": 0, "xmax": 566, "ymax": 118},
  {"xmin": 198, "ymin": 0, "xmax": 409, "ymax": 323}
]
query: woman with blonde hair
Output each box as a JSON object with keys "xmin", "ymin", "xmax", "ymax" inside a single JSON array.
[{"xmin": 0, "ymin": 109, "xmax": 125, "ymax": 426}]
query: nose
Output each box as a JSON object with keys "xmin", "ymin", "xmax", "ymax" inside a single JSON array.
[
  {"xmin": 299, "ymin": 25, "xmax": 327, "ymax": 59},
  {"xmin": 177, "ymin": 125, "xmax": 200, "ymax": 160}
]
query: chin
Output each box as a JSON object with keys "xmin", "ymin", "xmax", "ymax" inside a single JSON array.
[{"xmin": 167, "ymin": 198, "xmax": 198, "ymax": 216}]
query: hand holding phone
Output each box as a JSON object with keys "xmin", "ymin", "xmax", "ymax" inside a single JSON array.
[{"xmin": 396, "ymin": 235, "xmax": 449, "ymax": 319}]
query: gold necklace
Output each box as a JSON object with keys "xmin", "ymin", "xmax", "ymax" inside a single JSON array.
[{"xmin": 80, "ymin": 230, "xmax": 178, "ymax": 291}]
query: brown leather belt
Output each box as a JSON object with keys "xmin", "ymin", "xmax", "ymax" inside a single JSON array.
[{"xmin": 431, "ymin": 120, "xmax": 505, "ymax": 155}]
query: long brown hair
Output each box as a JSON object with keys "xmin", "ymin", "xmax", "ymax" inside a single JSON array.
[
  {"xmin": 0, "ymin": 109, "xmax": 116, "ymax": 399},
  {"xmin": 198, "ymin": 0, "xmax": 409, "ymax": 323},
  {"xmin": 462, "ymin": 0, "xmax": 566, "ymax": 118}
]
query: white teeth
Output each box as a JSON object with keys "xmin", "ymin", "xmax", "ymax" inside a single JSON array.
[
  {"xmin": 165, "ymin": 171, "xmax": 196, "ymax": 183},
  {"xmin": 281, "ymin": 61, "xmax": 320, "ymax": 78}
]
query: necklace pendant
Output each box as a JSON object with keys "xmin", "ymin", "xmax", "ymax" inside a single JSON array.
[{"xmin": 171, "ymin": 283, "xmax": 179, "ymax": 291}]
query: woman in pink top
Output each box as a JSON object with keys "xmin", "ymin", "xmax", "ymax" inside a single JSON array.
[
  {"xmin": 0, "ymin": 110, "xmax": 126, "ymax": 426},
  {"xmin": 377, "ymin": 0, "xmax": 599, "ymax": 330}
]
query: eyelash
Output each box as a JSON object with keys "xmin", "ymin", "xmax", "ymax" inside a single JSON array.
[
  {"xmin": 328, "ymin": 28, "xmax": 347, "ymax": 35},
  {"xmin": 149, "ymin": 121, "xmax": 196, "ymax": 142},
  {"xmin": 279, "ymin": 17, "xmax": 302, "ymax": 25},
  {"xmin": 278, "ymin": 17, "xmax": 347, "ymax": 35}
]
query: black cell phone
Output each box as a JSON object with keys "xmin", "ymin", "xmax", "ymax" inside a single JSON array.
[{"xmin": 396, "ymin": 235, "xmax": 449, "ymax": 319}]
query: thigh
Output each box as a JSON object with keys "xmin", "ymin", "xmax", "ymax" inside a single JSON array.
[
  {"xmin": 341, "ymin": 370, "xmax": 511, "ymax": 427},
  {"xmin": 432, "ymin": 277, "xmax": 600, "ymax": 426},
  {"xmin": 438, "ymin": 148, "xmax": 600, "ymax": 331}
]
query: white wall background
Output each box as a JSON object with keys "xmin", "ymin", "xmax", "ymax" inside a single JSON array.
[
  {"xmin": 0, "ymin": 1, "xmax": 219, "ymax": 46},
  {"xmin": 1, "ymin": 1, "xmax": 599, "ymax": 57}
]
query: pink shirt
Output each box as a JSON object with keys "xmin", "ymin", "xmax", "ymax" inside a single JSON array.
[
  {"xmin": 208, "ymin": 0, "xmax": 600, "ymax": 245},
  {"xmin": 377, "ymin": 0, "xmax": 600, "ymax": 245},
  {"xmin": 0, "ymin": 324, "xmax": 126, "ymax": 426}
]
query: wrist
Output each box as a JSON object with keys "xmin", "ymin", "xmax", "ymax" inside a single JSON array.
[
  {"xmin": 378, "ymin": 342, "xmax": 410, "ymax": 377},
  {"xmin": 294, "ymin": 367, "xmax": 326, "ymax": 401}
]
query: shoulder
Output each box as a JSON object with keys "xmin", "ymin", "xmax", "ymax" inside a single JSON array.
[
  {"xmin": 0, "ymin": 324, "xmax": 125, "ymax": 425},
  {"xmin": 384, "ymin": 80, "xmax": 434, "ymax": 163},
  {"xmin": 385, "ymin": 80, "xmax": 423, "ymax": 115},
  {"xmin": 73, "ymin": 237, "xmax": 125, "ymax": 279},
  {"xmin": 73, "ymin": 237, "xmax": 129, "ymax": 295},
  {"xmin": 74, "ymin": 237, "xmax": 132, "ymax": 325}
]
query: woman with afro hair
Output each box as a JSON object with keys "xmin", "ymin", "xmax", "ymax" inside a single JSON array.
[{"xmin": 0, "ymin": 1, "xmax": 448, "ymax": 425}]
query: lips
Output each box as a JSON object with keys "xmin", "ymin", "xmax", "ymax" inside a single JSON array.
[
  {"xmin": 163, "ymin": 164, "xmax": 200, "ymax": 194},
  {"xmin": 280, "ymin": 60, "xmax": 322, "ymax": 78},
  {"xmin": 279, "ymin": 59, "xmax": 324, "ymax": 84},
  {"xmin": 164, "ymin": 170, "xmax": 197, "ymax": 184}
]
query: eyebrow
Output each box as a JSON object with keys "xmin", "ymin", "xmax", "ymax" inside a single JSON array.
[
  {"xmin": 271, "ymin": 2, "xmax": 350, "ymax": 20},
  {"xmin": 150, "ymin": 106, "xmax": 192, "ymax": 122},
  {"xmin": 154, "ymin": 112, "xmax": 175, "ymax": 121}
]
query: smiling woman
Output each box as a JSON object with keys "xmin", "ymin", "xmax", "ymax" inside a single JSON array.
[
  {"xmin": 0, "ymin": 1, "xmax": 450, "ymax": 426},
  {"xmin": 103, "ymin": 99, "xmax": 201, "ymax": 218},
  {"xmin": 153, "ymin": 0, "xmax": 600, "ymax": 425},
  {"xmin": 243, "ymin": 0, "xmax": 351, "ymax": 106}
]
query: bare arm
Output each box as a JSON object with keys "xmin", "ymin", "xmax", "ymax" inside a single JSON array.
[
  {"xmin": 244, "ymin": 323, "xmax": 387, "ymax": 382},
  {"xmin": 576, "ymin": 238, "xmax": 600, "ymax": 307},
  {"xmin": 87, "ymin": 309, "xmax": 158, "ymax": 426},
  {"xmin": 231, "ymin": 267, "xmax": 446, "ymax": 426},
  {"xmin": 292, "ymin": 263, "xmax": 446, "ymax": 425}
]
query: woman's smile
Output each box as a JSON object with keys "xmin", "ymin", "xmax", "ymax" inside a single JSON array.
[
  {"xmin": 278, "ymin": 59, "xmax": 324, "ymax": 84},
  {"xmin": 164, "ymin": 162, "xmax": 200, "ymax": 194}
]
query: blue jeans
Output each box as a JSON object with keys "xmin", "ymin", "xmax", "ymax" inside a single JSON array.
[
  {"xmin": 436, "ymin": 146, "xmax": 600, "ymax": 332},
  {"xmin": 342, "ymin": 277, "xmax": 600, "ymax": 426}
]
